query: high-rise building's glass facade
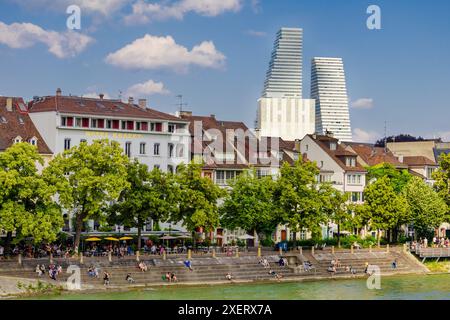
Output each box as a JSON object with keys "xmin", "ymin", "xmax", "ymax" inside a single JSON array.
[
  {"xmin": 262, "ymin": 28, "xmax": 303, "ymax": 98},
  {"xmin": 311, "ymin": 57, "xmax": 353, "ymax": 142}
]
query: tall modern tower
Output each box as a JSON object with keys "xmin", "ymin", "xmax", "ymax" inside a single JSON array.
[
  {"xmin": 256, "ymin": 28, "xmax": 315, "ymax": 141},
  {"xmin": 311, "ymin": 57, "xmax": 353, "ymax": 142}
]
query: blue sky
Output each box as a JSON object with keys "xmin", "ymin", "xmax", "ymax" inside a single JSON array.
[{"xmin": 1, "ymin": 0, "xmax": 450, "ymax": 142}]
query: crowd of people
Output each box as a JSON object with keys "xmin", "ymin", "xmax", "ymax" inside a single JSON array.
[{"xmin": 35, "ymin": 263, "xmax": 63, "ymax": 280}]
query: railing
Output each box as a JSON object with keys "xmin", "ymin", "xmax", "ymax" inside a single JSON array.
[{"xmin": 417, "ymin": 247, "xmax": 450, "ymax": 258}]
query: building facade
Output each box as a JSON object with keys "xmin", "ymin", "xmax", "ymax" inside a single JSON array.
[
  {"xmin": 311, "ymin": 57, "xmax": 353, "ymax": 142},
  {"xmin": 256, "ymin": 27, "xmax": 315, "ymax": 141},
  {"xmin": 28, "ymin": 90, "xmax": 190, "ymax": 173}
]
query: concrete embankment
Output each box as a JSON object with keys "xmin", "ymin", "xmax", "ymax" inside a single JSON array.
[{"xmin": 0, "ymin": 247, "xmax": 429, "ymax": 297}]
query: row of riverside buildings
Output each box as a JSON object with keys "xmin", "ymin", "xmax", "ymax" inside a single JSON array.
[
  {"xmin": 1, "ymin": 90, "xmax": 449, "ymax": 244},
  {"xmin": 1, "ymin": 27, "xmax": 449, "ymax": 244}
]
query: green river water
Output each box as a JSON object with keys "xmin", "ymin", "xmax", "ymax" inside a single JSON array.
[{"xmin": 27, "ymin": 274, "xmax": 450, "ymax": 300}]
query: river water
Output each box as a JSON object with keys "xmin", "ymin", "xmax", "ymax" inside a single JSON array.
[{"xmin": 28, "ymin": 274, "xmax": 450, "ymax": 300}]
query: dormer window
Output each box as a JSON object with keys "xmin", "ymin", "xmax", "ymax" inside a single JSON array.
[
  {"xmin": 14, "ymin": 136, "xmax": 22, "ymax": 144},
  {"xmin": 29, "ymin": 137, "xmax": 37, "ymax": 146},
  {"xmin": 346, "ymin": 157, "xmax": 356, "ymax": 167},
  {"xmin": 330, "ymin": 142, "xmax": 337, "ymax": 151}
]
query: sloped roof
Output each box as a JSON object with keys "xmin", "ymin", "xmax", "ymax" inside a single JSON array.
[
  {"xmin": 402, "ymin": 156, "xmax": 437, "ymax": 166},
  {"xmin": 28, "ymin": 95, "xmax": 185, "ymax": 122},
  {"xmin": 307, "ymin": 134, "xmax": 366, "ymax": 172},
  {"xmin": 345, "ymin": 142, "xmax": 408, "ymax": 168},
  {"xmin": 0, "ymin": 97, "xmax": 52, "ymax": 154}
]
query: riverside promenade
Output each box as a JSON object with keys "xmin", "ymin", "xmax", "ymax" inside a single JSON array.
[{"xmin": 0, "ymin": 245, "xmax": 429, "ymax": 296}]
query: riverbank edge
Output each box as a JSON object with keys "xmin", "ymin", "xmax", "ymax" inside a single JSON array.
[{"xmin": 1, "ymin": 269, "xmax": 435, "ymax": 300}]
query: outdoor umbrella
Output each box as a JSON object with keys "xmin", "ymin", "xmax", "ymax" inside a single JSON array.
[
  {"xmin": 104, "ymin": 237, "xmax": 120, "ymax": 241},
  {"xmin": 85, "ymin": 237, "xmax": 101, "ymax": 242},
  {"xmin": 119, "ymin": 236, "xmax": 133, "ymax": 241},
  {"xmin": 177, "ymin": 235, "xmax": 191, "ymax": 247},
  {"xmin": 160, "ymin": 235, "xmax": 177, "ymax": 247}
]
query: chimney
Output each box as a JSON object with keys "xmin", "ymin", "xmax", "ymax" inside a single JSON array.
[
  {"xmin": 398, "ymin": 155, "xmax": 404, "ymax": 163},
  {"xmin": 176, "ymin": 110, "xmax": 192, "ymax": 118},
  {"xmin": 6, "ymin": 98, "xmax": 13, "ymax": 112},
  {"xmin": 99, "ymin": 93, "xmax": 105, "ymax": 100},
  {"xmin": 138, "ymin": 99, "xmax": 147, "ymax": 109},
  {"xmin": 128, "ymin": 97, "xmax": 134, "ymax": 105},
  {"xmin": 56, "ymin": 88, "xmax": 62, "ymax": 96},
  {"xmin": 294, "ymin": 139, "xmax": 301, "ymax": 152}
]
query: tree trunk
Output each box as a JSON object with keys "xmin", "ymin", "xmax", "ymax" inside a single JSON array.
[
  {"xmin": 74, "ymin": 213, "xmax": 84, "ymax": 254},
  {"xmin": 4, "ymin": 231, "xmax": 13, "ymax": 256},
  {"xmin": 337, "ymin": 224, "xmax": 341, "ymax": 248},
  {"xmin": 137, "ymin": 220, "xmax": 143, "ymax": 252}
]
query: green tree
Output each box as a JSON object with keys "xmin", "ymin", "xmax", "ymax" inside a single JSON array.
[
  {"xmin": 220, "ymin": 170, "xmax": 278, "ymax": 245},
  {"xmin": 43, "ymin": 140, "xmax": 130, "ymax": 253},
  {"xmin": 434, "ymin": 153, "xmax": 450, "ymax": 215},
  {"xmin": 321, "ymin": 185, "xmax": 350, "ymax": 247},
  {"xmin": 366, "ymin": 163, "xmax": 412, "ymax": 193},
  {"xmin": 363, "ymin": 176, "xmax": 409, "ymax": 245},
  {"xmin": 171, "ymin": 163, "xmax": 224, "ymax": 234},
  {"xmin": 108, "ymin": 160, "xmax": 179, "ymax": 251},
  {"xmin": 0, "ymin": 143, "xmax": 63, "ymax": 253},
  {"xmin": 404, "ymin": 176, "xmax": 448, "ymax": 239},
  {"xmin": 274, "ymin": 159, "xmax": 330, "ymax": 239}
]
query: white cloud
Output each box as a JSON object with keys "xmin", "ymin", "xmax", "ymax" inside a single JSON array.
[
  {"xmin": 353, "ymin": 128, "xmax": 381, "ymax": 143},
  {"xmin": 124, "ymin": 0, "xmax": 242, "ymax": 24},
  {"xmin": 0, "ymin": 21, "xmax": 94, "ymax": 58},
  {"xmin": 126, "ymin": 80, "xmax": 170, "ymax": 97},
  {"xmin": 105, "ymin": 34, "xmax": 226, "ymax": 72},
  {"xmin": 10, "ymin": 0, "xmax": 130, "ymax": 16},
  {"xmin": 245, "ymin": 29, "xmax": 267, "ymax": 37},
  {"xmin": 351, "ymin": 98, "xmax": 374, "ymax": 110}
]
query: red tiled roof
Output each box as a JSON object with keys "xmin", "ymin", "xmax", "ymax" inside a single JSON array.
[
  {"xmin": 0, "ymin": 97, "xmax": 52, "ymax": 154},
  {"xmin": 402, "ymin": 156, "xmax": 437, "ymax": 166},
  {"xmin": 345, "ymin": 143, "xmax": 408, "ymax": 168},
  {"xmin": 28, "ymin": 95, "xmax": 184, "ymax": 122},
  {"xmin": 307, "ymin": 134, "xmax": 366, "ymax": 172}
]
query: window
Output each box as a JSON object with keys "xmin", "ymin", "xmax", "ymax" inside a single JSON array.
[
  {"xmin": 168, "ymin": 124, "xmax": 176, "ymax": 133},
  {"xmin": 346, "ymin": 157, "xmax": 356, "ymax": 167},
  {"xmin": 139, "ymin": 142, "xmax": 146, "ymax": 155},
  {"xmin": 29, "ymin": 137, "xmax": 37, "ymax": 146},
  {"xmin": 427, "ymin": 167, "xmax": 435, "ymax": 179},
  {"xmin": 91, "ymin": 119, "xmax": 98, "ymax": 128},
  {"xmin": 152, "ymin": 123, "xmax": 163, "ymax": 132},
  {"xmin": 177, "ymin": 144, "xmax": 184, "ymax": 158},
  {"xmin": 14, "ymin": 136, "xmax": 22, "ymax": 144},
  {"xmin": 97, "ymin": 119, "xmax": 104, "ymax": 128},
  {"xmin": 125, "ymin": 142, "xmax": 131, "ymax": 158},
  {"xmin": 82, "ymin": 118, "xmax": 89, "ymax": 128},
  {"xmin": 64, "ymin": 138, "xmax": 71, "ymax": 150},
  {"xmin": 350, "ymin": 192, "xmax": 362, "ymax": 203},
  {"xmin": 153, "ymin": 143, "xmax": 160, "ymax": 156},
  {"xmin": 112, "ymin": 120, "xmax": 120, "ymax": 129},
  {"xmin": 167, "ymin": 165, "xmax": 174, "ymax": 173},
  {"xmin": 347, "ymin": 174, "xmax": 362, "ymax": 185},
  {"xmin": 126, "ymin": 121, "xmax": 134, "ymax": 130},
  {"xmin": 106, "ymin": 119, "xmax": 112, "ymax": 129},
  {"xmin": 61, "ymin": 116, "xmax": 73, "ymax": 127},
  {"xmin": 256, "ymin": 169, "xmax": 269, "ymax": 179},
  {"xmin": 80, "ymin": 139, "xmax": 87, "ymax": 144},
  {"xmin": 75, "ymin": 118, "xmax": 82, "ymax": 127},
  {"xmin": 121, "ymin": 121, "xmax": 127, "ymax": 130},
  {"xmin": 330, "ymin": 142, "xmax": 337, "ymax": 151},
  {"xmin": 168, "ymin": 143, "xmax": 174, "ymax": 158},
  {"xmin": 216, "ymin": 171, "xmax": 225, "ymax": 185},
  {"xmin": 305, "ymin": 144, "xmax": 309, "ymax": 151}
]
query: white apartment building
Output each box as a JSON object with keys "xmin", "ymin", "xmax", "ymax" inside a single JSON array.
[
  {"xmin": 311, "ymin": 57, "xmax": 353, "ymax": 142},
  {"xmin": 299, "ymin": 133, "xmax": 366, "ymax": 238},
  {"xmin": 256, "ymin": 27, "xmax": 315, "ymax": 141},
  {"xmin": 28, "ymin": 90, "xmax": 190, "ymax": 172},
  {"xmin": 28, "ymin": 90, "xmax": 191, "ymax": 234}
]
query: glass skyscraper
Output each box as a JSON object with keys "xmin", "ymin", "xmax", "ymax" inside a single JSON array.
[{"xmin": 311, "ymin": 57, "xmax": 353, "ymax": 142}]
